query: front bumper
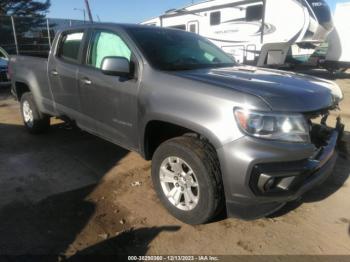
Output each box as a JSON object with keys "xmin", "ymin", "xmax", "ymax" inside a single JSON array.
[{"xmin": 218, "ymin": 119, "xmax": 343, "ymax": 220}]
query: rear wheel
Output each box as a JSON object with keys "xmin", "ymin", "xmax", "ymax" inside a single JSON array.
[
  {"xmin": 20, "ymin": 92, "xmax": 50, "ymax": 134},
  {"xmin": 151, "ymin": 136, "xmax": 224, "ymax": 224}
]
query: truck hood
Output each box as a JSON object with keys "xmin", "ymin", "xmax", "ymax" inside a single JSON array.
[{"xmin": 174, "ymin": 66, "xmax": 343, "ymax": 112}]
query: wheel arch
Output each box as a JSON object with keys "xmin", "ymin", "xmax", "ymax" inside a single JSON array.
[
  {"xmin": 142, "ymin": 118, "xmax": 222, "ymax": 161},
  {"xmin": 14, "ymin": 81, "xmax": 31, "ymax": 101}
]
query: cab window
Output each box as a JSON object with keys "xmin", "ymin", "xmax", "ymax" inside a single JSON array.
[
  {"xmin": 88, "ymin": 31, "xmax": 131, "ymax": 69},
  {"xmin": 58, "ymin": 32, "xmax": 84, "ymax": 61}
]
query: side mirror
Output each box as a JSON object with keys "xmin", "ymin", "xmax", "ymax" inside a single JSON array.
[{"xmin": 101, "ymin": 56, "xmax": 131, "ymax": 77}]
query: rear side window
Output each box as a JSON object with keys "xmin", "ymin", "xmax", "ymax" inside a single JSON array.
[
  {"xmin": 59, "ymin": 32, "xmax": 84, "ymax": 61},
  {"xmin": 88, "ymin": 31, "xmax": 131, "ymax": 69},
  {"xmin": 210, "ymin": 11, "xmax": 221, "ymax": 25}
]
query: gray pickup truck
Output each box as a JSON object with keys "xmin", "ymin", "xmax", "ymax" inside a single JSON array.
[{"xmin": 9, "ymin": 23, "xmax": 344, "ymax": 224}]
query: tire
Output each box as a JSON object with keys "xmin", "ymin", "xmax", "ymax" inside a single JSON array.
[
  {"xmin": 151, "ymin": 136, "xmax": 224, "ymax": 225},
  {"xmin": 20, "ymin": 92, "xmax": 50, "ymax": 134}
]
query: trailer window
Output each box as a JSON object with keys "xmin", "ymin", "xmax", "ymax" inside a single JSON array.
[
  {"xmin": 59, "ymin": 32, "xmax": 84, "ymax": 61},
  {"xmin": 189, "ymin": 24, "xmax": 196, "ymax": 33},
  {"xmin": 210, "ymin": 12, "xmax": 221, "ymax": 26},
  {"xmin": 246, "ymin": 5, "xmax": 263, "ymax": 21}
]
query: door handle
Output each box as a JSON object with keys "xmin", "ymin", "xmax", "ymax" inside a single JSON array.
[
  {"xmin": 51, "ymin": 70, "xmax": 59, "ymax": 76},
  {"xmin": 82, "ymin": 78, "xmax": 92, "ymax": 85}
]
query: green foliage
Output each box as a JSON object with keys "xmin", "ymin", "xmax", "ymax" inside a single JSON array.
[
  {"xmin": 0, "ymin": 1, "xmax": 52, "ymax": 55},
  {"xmin": 0, "ymin": 0, "xmax": 51, "ymax": 17}
]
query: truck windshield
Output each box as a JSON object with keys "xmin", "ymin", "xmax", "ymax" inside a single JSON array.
[{"xmin": 127, "ymin": 27, "xmax": 236, "ymax": 71}]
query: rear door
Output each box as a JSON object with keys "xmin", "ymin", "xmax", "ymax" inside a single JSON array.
[
  {"xmin": 78, "ymin": 29, "xmax": 141, "ymax": 149},
  {"xmin": 48, "ymin": 30, "xmax": 86, "ymax": 119}
]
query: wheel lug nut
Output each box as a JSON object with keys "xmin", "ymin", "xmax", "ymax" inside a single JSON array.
[{"xmin": 175, "ymin": 183, "xmax": 179, "ymax": 187}]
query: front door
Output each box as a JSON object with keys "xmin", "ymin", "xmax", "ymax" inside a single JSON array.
[{"xmin": 78, "ymin": 29, "xmax": 140, "ymax": 150}]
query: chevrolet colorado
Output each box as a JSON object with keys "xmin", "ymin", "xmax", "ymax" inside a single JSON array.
[{"xmin": 9, "ymin": 23, "xmax": 344, "ymax": 224}]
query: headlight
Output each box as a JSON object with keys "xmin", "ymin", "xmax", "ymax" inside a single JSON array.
[{"xmin": 234, "ymin": 108, "xmax": 310, "ymax": 143}]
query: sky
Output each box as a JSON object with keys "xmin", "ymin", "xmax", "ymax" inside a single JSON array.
[{"xmin": 47, "ymin": 0, "xmax": 350, "ymax": 23}]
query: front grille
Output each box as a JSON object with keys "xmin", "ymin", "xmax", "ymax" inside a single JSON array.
[{"xmin": 0, "ymin": 70, "xmax": 9, "ymax": 83}]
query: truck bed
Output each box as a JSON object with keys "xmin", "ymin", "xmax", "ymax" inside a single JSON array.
[{"xmin": 10, "ymin": 55, "xmax": 55, "ymax": 114}]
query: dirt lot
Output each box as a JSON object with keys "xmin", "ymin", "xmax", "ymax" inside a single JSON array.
[{"xmin": 0, "ymin": 70, "xmax": 349, "ymax": 258}]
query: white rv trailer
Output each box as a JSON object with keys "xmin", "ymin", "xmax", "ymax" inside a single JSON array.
[
  {"xmin": 322, "ymin": 2, "xmax": 350, "ymax": 72},
  {"xmin": 142, "ymin": 0, "xmax": 333, "ymax": 66}
]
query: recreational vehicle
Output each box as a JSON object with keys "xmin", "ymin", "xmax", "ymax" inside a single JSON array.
[
  {"xmin": 322, "ymin": 2, "xmax": 350, "ymax": 73},
  {"xmin": 142, "ymin": 0, "xmax": 333, "ymax": 66}
]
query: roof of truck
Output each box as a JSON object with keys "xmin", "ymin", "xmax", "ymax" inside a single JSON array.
[
  {"xmin": 64, "ymin": 23, "xmax": 160, "ymax": 30},
  {"xmin": 58, "ymin": 22, "xmax": 188, "ymax": 34}
]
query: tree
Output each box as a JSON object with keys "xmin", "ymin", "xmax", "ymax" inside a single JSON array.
[
  {"xmin": 0, "ymin": 1, "xmax": 51, "ymax": 55},
  {"xmin": 0, "ymin": 0, "xmax": 51, "ymax": 17}
]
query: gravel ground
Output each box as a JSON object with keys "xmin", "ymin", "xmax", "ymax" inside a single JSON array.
[{"xmin": 0, "ymin": 69, "xmax": 349, "ymax": 258}]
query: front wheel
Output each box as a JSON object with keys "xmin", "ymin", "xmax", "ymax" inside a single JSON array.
[
  {"xmin": 151, "ymin": 136, "xmax": 224, "ymax": 225},
  {"xmin": 20, "ymin": 92, "xmax": 50, "ymax": 134}
]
